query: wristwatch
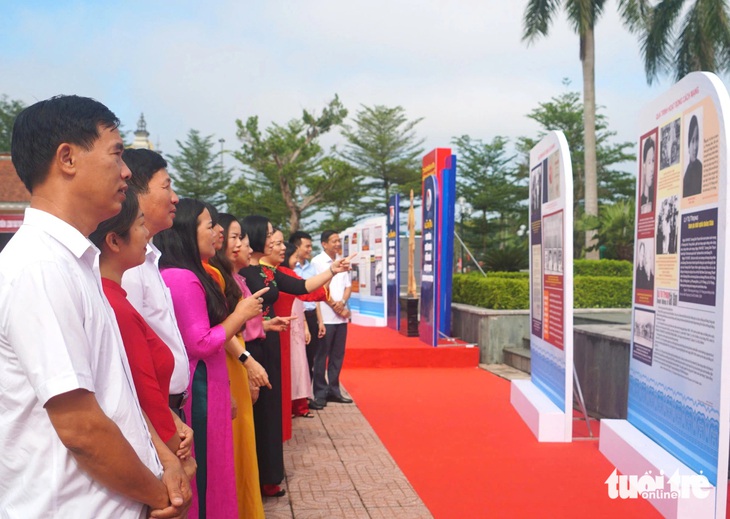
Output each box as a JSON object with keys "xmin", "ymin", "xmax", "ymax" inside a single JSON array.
[{"xmin": 238, "ymin": 351, "xmax": 251, "ymax": 364}]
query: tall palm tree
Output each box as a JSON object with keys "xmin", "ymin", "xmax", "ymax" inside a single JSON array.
[
  {"xmin": 635, "ymin": 0, "xmax": 730, "ymax": 84},
  {"xmin": 522, "ymin": 0, "xmax": 641, "ymax": 259}
]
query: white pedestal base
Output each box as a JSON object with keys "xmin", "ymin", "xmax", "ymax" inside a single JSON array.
[
  {"xmin": 599, "ymin": 419, "xmax": 717, "ymax": 518},
  {"xmin": 510, "ymin": 379, "xmax": 569, "ymax": 442}
]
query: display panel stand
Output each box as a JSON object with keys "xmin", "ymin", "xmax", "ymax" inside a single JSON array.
[{"xmin": 510, "ymin": 379, "xmax": 569, "ymax": 442}]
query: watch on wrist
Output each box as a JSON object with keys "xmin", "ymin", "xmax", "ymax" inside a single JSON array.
[{"xmin": 238, "ymin": 350, "xmax": 251, "ymax": 364}]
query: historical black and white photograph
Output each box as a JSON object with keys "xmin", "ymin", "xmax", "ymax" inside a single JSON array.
[
  {"xmin": 660, "ymin": 118, "xmax": 680, "ymax": 169},
  {"xmin": 542, "ymin": 212, "xmax": 563, "ymax": 275},
  {"xmin": 635, "ymin": 238, "xmax": 655, "ymax": 291},
  {"xmin": 656, "ymin": 195, "xmax": 679, "ymax": 255},
  {"xmin": 639, "ymin": 134, "xmax": 656, "ymax": 215}
]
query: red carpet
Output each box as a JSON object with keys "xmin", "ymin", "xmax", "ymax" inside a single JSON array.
[
  {"xmin": 341, "ymin": 364, "xmax": 661, "ymax": 518},
  {"xmin": 343, "ymin": 324, "xmax": 479, "ymax": 368}
]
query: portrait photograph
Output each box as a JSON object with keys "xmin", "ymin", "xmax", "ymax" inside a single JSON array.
[{"xmin": 682, "ymin": 108, "xmax": 704, "ymax": 198}]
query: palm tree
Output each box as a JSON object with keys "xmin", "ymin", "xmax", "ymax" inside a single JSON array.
[
  {"xmin": 633, "ymin": 0, "xmax": 730, "ymax": 84},
  {"xmin": 522, "ymin": 0, "xmax": 640, "ymax": 259}
]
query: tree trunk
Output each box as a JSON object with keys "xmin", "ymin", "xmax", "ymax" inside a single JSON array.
[{"xmin": 582, "ymin": 27, "xmax": 599, "ymax": 260}]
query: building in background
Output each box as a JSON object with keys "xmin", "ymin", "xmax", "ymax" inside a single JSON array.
[
  {"xmin": 0, "ymin": 114, "xmax": 158, "ymax": 253},
  {"xmin": 0, "ymin": 153, "xmax": 29, "ymax": 252}
]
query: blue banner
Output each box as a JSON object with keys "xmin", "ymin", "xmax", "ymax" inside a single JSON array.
[
  {"xmin": 438, "ymin": 155, "xmax": 456, "ymax": 337},
  {"xmin": 419, "ymin": 175, "xmax": 438, "ymax": 346},
  {"xmin": 386, "ymin": 195, "xmax": 400, "ymax": 330}
]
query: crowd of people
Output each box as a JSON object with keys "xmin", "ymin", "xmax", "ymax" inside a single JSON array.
[{"xmin": 0, "ymin": 95, "xmax": 355, "ymax": 518}]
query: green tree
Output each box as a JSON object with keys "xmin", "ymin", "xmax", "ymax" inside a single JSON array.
[
  {"xmin": 631, "ymin": 0, "xmax": 730, "ymax": 84},
  {"xmin": 0, "ymin": 95, "xmax": 26, "ymax": 152},
  {"xmin": 585, "ymin": 199, "xmax": 635, "ymax": 260},
  {"xmin": 166, "ymin": 129, "xmax": 232, "ymax": 207},
  {"xmin": 517, "ymin": 85, "xmax": 635, "ymax": 257},
  {"xmin": 316, "ymin": 157, "xmax": 363, "ymax": 231},
  {"xmin": 231, "ymin": 95, "xmax": 350, "ymax": 233},
  {"xmin": 341, "ymin": 104, "xmax": 424, "ymax": 217},
  {"xmin": 522, "ymin": 0, "xmax": 639, "ymax": 257},
  {"xmin": 452, "ymin": 135, "xmax": 526, "ymax": 263}
]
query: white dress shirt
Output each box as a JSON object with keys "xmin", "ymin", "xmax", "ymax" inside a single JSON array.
[
  {"xmin": 311, "ymin": 251, "xmax": 351, "ymax": 325},
  {"xmin": 122, "ymin": 242, "xmax": 190, "ymax": 394},
  {"xmin": 0, "ymin": 208, "xmax": 161, "ymax": 519}
]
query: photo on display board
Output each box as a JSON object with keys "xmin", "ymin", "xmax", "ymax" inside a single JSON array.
[
  {"xmin": 656, "ymin": 195, "xmax": 679, "ymax": 255},
  {"xmin": 531, "ymin": 243, "xmax": 543, "ymax": 325},
  {"xmin": 547, "ymin": 151, "xmax": 561, "ymax": 202},
  {"xmin": 370, "ymin": 258, "xmax": 383, "ymax": 296},
  {"xmin": 660, "ymin": 118, "xmax": 681, "ymax": 170},
  {"xmin": 350, "ymin": 263, "xmax": 360, "ymax": 293},
  {"xmin": 362, "ymin": 228, "xmax": 370, "ymax": 251},
  {"xmin": 542, "ymin": 212, "xmax": 563, "ymax": 275},
  {"xmin": 530, "ymin": 163, "xmax": 542, "ymax": 216},
  {"xmin": 683, "ymin": 108, "xmax": 704, "ymax": 198},
  {"xmin": 635, "ymin": 238, "xmax": 655, "ymax": 291},
  {"xmin": 639, "ymin": 134, "xmax": 657, "ymax": 215},
  {"xmin": 632, "ymin": 307, "xmax": 655, "ymax": 366}
]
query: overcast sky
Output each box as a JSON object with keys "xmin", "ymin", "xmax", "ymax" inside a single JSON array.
[{"xmin": 3, "ymin": 1, "xmax": 724, "ymax": 176}]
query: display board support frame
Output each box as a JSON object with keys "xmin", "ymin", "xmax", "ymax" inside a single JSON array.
[{"xmin": 510, "ymin": 379, "xmax": 570, "ymax": 442}]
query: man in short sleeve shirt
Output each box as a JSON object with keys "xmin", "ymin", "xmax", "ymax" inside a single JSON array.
[
  {"xmin": 311, "ymin": 230, "xmax": 353, "ymax": 406},
  {"xmin": 0, "ymin": 96, "xmax": 189, "ymax": 518}
]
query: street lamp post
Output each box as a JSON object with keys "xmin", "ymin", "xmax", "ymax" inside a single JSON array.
[
  {"xmin": 457, "ymin": 196, "xmax": 467, "ymax": 273},
  {"xmin": 218, "ymin": 138, "xmax": 225, "ymax": 172}
]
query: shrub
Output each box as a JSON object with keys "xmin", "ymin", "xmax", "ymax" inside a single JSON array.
[
  {"xmin": 452, "ymin": 275, "xmax": 529, "ymax": 309},
  {"xmin": 573, "ymin": 259, "xmax": 632, "ymax": 277},
  {"xmin": 487, "ymin": 271, "xmax": 529, "ymax": 279},
  {"xmin": 452, "ymin": 273, "xmax": 632, "ymax": 309},
  {"xmin": 573, "ymin": 276, "xmax": 632, "ymax": 308}
]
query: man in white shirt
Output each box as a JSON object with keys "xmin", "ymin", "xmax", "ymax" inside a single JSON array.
[
  {"xmin": 120, "ymin": 149, "xmax": 190, "ymax": 419},
  {"xmin": 311, "ymin": 230, "xmax": 353, "ymax": 406},
  {"xmin": 0, "ymin": 96, "xmax": 190, "ymax": 518}
]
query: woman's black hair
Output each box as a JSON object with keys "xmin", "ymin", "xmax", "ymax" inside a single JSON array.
[
  {"xmin": 283, "ymin": 242, "xmax": 298, "ymax": 269},
  {"xmin": 242, "ymin": 214, "xmax": 270, "ymax": 253},
  {"xmin": 688, "ymin": 115, "xmax": 699, "ymax": 145},
  {"xmin": 89, "ymin": 186, "xmax": 141, "ymax": 249},
  {"xmin": 209, "ymin": 212, "xmax": 244, "ymax": 311},
  {"xmin": 155, "ymin": 198, "xmax": 228, "ymax": 326}
]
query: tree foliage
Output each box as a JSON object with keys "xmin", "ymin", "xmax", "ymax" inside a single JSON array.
[
  {"xmin": 517, "ymin": 84, "xmax": 635, "ymax": 257},
  {"xmin": 166, "ymin": 129, "xmax": 232, "ymax": 207},
  {"xmin": 231, "ymin": 95, "xmax": 350, "ymax": 233},
  {"xmin": 341, "ymin": 104, "xmax": 424, "ymax": 217},
  {"xmin": 585, "ymin": 198, "xmax": 635, "ymax": 261},
  {"xmin": 452, "ymin": 135, "xmax": 526, "ymax": 265},
  {"xmin": 0, "ymin": 95, "xmax": 25, "ymax": 153},
  {"xmin": 522, "ymin": 0, "xmax": 640, "ymax": 257},
  {"xmin": 626, "ymin": 0, "xmax": 730, "ymax": 84}
]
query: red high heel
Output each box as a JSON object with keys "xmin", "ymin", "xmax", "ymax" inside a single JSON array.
[{"xmin": 261, "ymin": 484, "xmax": 286, "ymax": 497}]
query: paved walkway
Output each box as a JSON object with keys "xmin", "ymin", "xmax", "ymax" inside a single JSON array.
[{"xmin": 263, "ymin": 390, "xmax": 433, "ymax": 519}]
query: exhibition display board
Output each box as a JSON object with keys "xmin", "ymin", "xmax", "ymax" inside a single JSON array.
[
  {"xmin": 601, "ymin": 72, "xmax": 730, "ymax": 518},
  {"xmin": 420, "ymin": 174, "xmax": 439, "ymax": 345},
  {"xmin": 342, "ymin": 216, "xmax": 388, "ymax": 327},
  {"xmin": 386, "ymin": 194, "xmax": 401, "ymax": 331},
  {"xmin": 419, "ymin": 148, "xmax": 456, "ymax": 346},
  {"xmin": 511, "ymin": 130, "xmax": 573, "ymax": 442}
]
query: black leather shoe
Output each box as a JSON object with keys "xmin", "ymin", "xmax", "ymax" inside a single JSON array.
[
  {"xmin": 326, "ymin": 394, "xmax": 353, "ymax": 404},
  {"xmin": 308, "ymin": 399, "xmax": 324, "ymax": 410},
  {"xmin": 313, "ymin": 398, "xmax": 328, "ymax": 408}
]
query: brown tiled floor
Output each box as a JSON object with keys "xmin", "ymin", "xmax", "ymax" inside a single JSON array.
[{"xmin": 263, "ymin": 391, "xmax": 433, "ymax": 518}]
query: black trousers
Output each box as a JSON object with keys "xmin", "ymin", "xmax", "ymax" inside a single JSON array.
[{"xmin": 304, "ymin": 310, "xmax": 319, "ymax": 380}]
